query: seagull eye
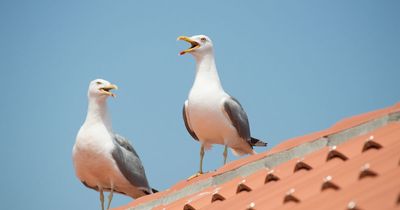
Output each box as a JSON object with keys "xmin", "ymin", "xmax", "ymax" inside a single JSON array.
[
  {"xmin": 96, "ymin": 81, "xmax": 102, "ymax": 85},
  {"xmin": 200, "ymin": 37, "xmax": 207, "ymax": 42}
]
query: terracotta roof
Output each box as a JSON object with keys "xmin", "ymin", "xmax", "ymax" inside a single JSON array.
[{"xmin": 114, "ymin": 102, "xmax": 400, "ymax": 210}]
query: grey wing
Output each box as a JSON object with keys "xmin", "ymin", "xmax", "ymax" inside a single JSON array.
[
  {"xmin": 114, "ymin": 134, "xmax": 138, "ymax": 156},
  {"xmin": 183, "ymin": 100, "xmax": 199, "ymax": 140},
  {"xmin": 222, "ymin": 97, "xmax": 251, "ymax": 141},
  {"xmin": 112, "ymin": 134, "xmax": 151, "ymax": 193}
]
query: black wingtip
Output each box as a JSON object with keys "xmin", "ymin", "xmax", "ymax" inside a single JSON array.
[
  {"xmin": 250, "ymin": 137, "xmax": 268, "ymax": 147},
  {"xmin": 143, "ymin": 188, "xmax": 159, "ymax": 195}
]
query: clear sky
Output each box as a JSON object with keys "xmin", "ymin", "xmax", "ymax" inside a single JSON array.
[{"xmin": 1, "ymin": 0, "xmax": 399, "ymax": 209}]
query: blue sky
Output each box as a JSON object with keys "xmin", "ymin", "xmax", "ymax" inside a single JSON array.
[{"xmin": 1, "ymin": 0, "xmax": 399, "ymax": 209}]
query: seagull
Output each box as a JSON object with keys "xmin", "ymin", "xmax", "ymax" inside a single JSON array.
[
  {"xmin": 178, "ymin": 35, "xmax": 267, "ymax": 178},
  {"xmin": 72, "ymin": 79, "xmax": 156, "ymax": 210}
]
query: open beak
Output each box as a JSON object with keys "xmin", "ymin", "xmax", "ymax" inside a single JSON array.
[
  {"xmin": 99, "ymin": 84, "xmax": 118, "ymax": 97},
  {"xmin": 177, "ymin": 36, "xmax": 200, "ymax": 55}
]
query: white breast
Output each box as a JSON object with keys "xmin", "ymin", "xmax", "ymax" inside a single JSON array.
[
  {"xmin": 72, "ymin": 123, "xmax": 120, "ymax": 188},
  {"xmin": 187, "ymin": 86, "xmax": 234, "ymax": 148}
]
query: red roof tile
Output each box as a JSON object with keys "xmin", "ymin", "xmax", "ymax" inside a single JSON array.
[{"xmin": 114, "ymin": 102, "xmax": 400, "ymax": 210}]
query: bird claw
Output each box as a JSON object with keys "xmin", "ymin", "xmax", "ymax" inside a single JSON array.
[{"xmin": 187, "ymin": 171, "xmax": 204, "ymax": 180}]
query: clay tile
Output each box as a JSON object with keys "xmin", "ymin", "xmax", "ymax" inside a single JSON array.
[
  {"xmin": 294, "ymin": 159, "xmax": 313, "ymax": 172},
  {"xmin": 265, "ymin": 169, "xmax": 280, "ymax": 184},
  {"xmin": 246, "ymin": 202, "xmax": 256, "ymax": 210},
  {"xmin": 358, "ymin": 163, "xmax": 378, "ymax": 180},
  {"xmin": 321, "ymin": 176, "xmax": 340, "ymax": 191},
  {"xmin": 327, "ymin": 146, "xmax": 348, "ymax": 161},
  {"xmin": 211, "ymin": 193, "xmax": 225, "ymax": 202},
  {"xmin": 183, "ymin": 203, "xmax": 196, "ymax": 210},
  {"xmin": 362, "ymin": 135, "xmax": 382, "ymax": 152},
  {"xmin": 347, "ymin": 200, "xmax": 360, "ymax": 210},
  {"xmin": 237, "ymin": 180, "xmax": 252, "ymax": 193},
  {"xmin": 283, "ymin": 188, "xmax": 300, "ymax": 204}
]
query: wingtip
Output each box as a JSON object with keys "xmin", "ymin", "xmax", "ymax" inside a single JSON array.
[
  {"xmin": 142, "ymin": 188, "xmax": 158, "ymax": 195},
  {"xmin": 255, "ymin": 142, "xmax": 268, "ymax": 147},
  {"xmin": 250, "ymin": 137, "xmax": 268, "ymax": 147}
]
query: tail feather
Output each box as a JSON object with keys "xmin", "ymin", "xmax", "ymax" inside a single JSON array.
[{"xmin": 250, "ymin": 137, "xmax": 267, "ymax": 147}]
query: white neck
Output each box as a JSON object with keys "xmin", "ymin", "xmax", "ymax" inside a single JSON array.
[
  {"xmin": 192, "ymin": 52, "xmax": 223, "ymax": 90},
  {"xmin": 85, "ymin": 96, "xmax": 112, "ymax": 132}
]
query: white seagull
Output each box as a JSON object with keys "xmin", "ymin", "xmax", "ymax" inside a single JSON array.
[
  {"xmin": 72, "ymin": 79, "xmax": 156, "ymax": 210},
  {"xmin": 178, "ymin": 35, "xmax": 267, "ymax": 178}
]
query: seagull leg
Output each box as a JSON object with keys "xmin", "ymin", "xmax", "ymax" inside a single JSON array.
[
  {"xmin": 187, "ymin": 145, "xmax": 205, "ymax": 180},
  {"xmin": 106, "ymin": 187, "xmax": 114, "ymax": 210},
  {"xmin": 99, "ymin": 188, "xmax": 105, "ymax": 210},
  {"xmin": 223, "ymin": 145, "xmax": 228, "ymax": 165},
  {"xmin": 199, "ymin": 144, "xmax": 205, "ymax": 174}
]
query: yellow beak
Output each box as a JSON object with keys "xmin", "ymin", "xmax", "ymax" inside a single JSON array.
[
  {"xmin": 177, "ymin": 36, "xmax": 200, "ymax": 55},
  {"xmin": 99, "ymin": 84, "xmax": 118, "ymax": 97}
]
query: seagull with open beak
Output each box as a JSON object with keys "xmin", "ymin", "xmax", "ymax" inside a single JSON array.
[
  {"xmin": 73, "ymin": 79, "xmax": 157, "ymax": 210},
  {"xmin": 178, "ymin": 35, "xmax": 267, "ymax": 179}
]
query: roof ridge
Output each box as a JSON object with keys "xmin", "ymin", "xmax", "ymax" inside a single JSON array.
[{"xmin": 328, "ymin": 102, "xmax": 400, "ymax": 134}]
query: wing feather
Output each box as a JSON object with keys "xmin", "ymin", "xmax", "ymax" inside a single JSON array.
[
  {"xmin": 223, "ymin": 97, "xmax": 251, "ymax": 141},
  {"xmin": 112, "ymin": 134, "xmax": 152, "ymax": 195},
  {"xmin": 182, "ymin": 100, "xmax": 199, "ymax": 140}
]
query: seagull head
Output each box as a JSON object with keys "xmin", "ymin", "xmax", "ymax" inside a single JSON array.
[
  {"xmin": 88, "ymin": 79, "xmax": 118, "ymax": 100},
  {"xmin": 177, "ymin": 35, "xmax": 214, "ymax": 56}
]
